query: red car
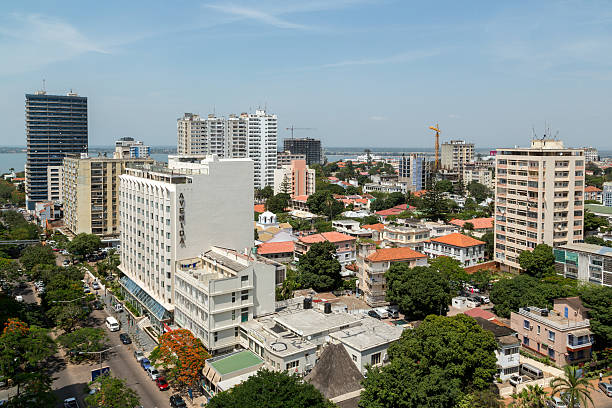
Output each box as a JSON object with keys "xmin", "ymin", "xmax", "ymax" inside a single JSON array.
[{"xmin": 155, "ymin": 377, "xmax": 169, "ymax": 391}]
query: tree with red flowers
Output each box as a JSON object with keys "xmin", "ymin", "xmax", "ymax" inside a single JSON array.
[{"xmin": 149, "ymin": 329, "xmax": 210, "ymax": 390}]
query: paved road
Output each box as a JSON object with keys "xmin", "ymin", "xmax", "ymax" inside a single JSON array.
[{"xmin": 50, "ymin": 304, "xmax": 172, "ymax": 408}]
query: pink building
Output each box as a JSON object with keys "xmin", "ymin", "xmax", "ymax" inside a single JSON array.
[
  {"xmin": 274, "ymin": 159, "xmax": 315, "ymax": 197},
  {"xmin": 510, "ymin": 297, "xmax": 593, "ymax": 367}
]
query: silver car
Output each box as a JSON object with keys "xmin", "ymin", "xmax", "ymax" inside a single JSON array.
[{"xmin": 599, "ymin": 382, "xmax": 612, "ymax": 397}]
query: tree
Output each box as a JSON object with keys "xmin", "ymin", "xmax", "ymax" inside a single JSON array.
[
  {"xmin": 85, "ymin": 374, "xmax": 141, "ymax": 408},
  {"xmin": 0, "ymin": 319, "xmax": 56, "ymax": 397},
  {"xmin": 266, "ymin": 193, "xmax": 290, "ymax": 214},
  {"xmin": 207, "ymin": 369, "xmax": 335, "ymax": 408},
  {"xmin": 584, "ymin": 235, "xmax": 612, "ymax": 247},
  {"xmin": 19, "ymin": 245, "xmax": 55, "ymax": 271},
  {"xmin": 584, "ymin": 210, "xmax": 609, "ymax": 232},
  {"xmin": 296, "ymin": 241, "xmax": 342, "ymax": 292},
  {"xmin": 509, "ymin": 384, "xmax": 547, "ymax": 408},
  {"xmin": 307, "ymin": 191, "xmax": 344, "ymax": 219},
  {"xmin": 360, "ymin": 215, "xmax": 379, "ymax": 226},
  {"xmin": 279, "ymin": 175, "xmax": 292, "ymax": 195},
  {"xmin": 58, "ymin": 328, "xmax": 107, "ymax": 360},
  {"xmin": 149, "ymin": 328, "xmax": 210, "ymax": 390},
  {"xmin": 436, "ymin": 179, "xmax": 453, "ymax": 193},
  {"xmin": 428, "ymin": 256, "xmax": 468, "ymax": 293},
  {"xmin": 463, "ymin": 221, "xmax": 474, "ymax": 231},
  {"xmin": 68, "ymin": 233, "xmax": 102, "ymax": 259},
  {"xmin": 422, "ymin": 181, "xmax": 451, "ymax": 221},
  {"xmin": 518, "ymin": 244, "xmax": 554, "ymax": 278},
  {"xmin": 578, "ymin": 285, "xmax": 612, "ymax": 348},
  {"xmin": 467, "ymin": 181, "xmax": 490, "ymax": 203},
  {"xmin": 481, "ymin": 231, "xmax": 494, "ymax": 259},
  {"xmin": 470, "ymin": 269, "xmax": 493, "ymax": 292},
  {"xmin": 360, "ymin": 315, "xmax": 497, "ymax": 408},
  {"xmin": 550, "ymin": 366, "xmax": 594, "ymax": 408},
  {"xmin": 456, "ymin": 388, "xmax": 503, "ymax": 408},
  {"xmin": 385, "ymin": 263, "xmax": 451, "ymax": 320},
  {"xmin": 314, "ymin": 220, "xmax": 333, "ymax": 233},
  {"xmin": 260, "ymin": 186, "xmax": 274, "ymax": 200}
]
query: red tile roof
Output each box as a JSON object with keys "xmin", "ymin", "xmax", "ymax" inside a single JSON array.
[
  {"xmin": 463, "ymin": 308, "xmax": 496, "ymax": 321},
  {"xmin": 585, "ymin": 185, "xmax": 602, "ymax": 192},
  {"xmin": 292, "ymin": 195, "xmax": 309, "ymax": 202},
  {"xmin": 449, "ymin": 217, "xmax": 493, "ymax": 230},
  {"xmin": 413, "ymin": 190, "xmax": 427, "ymax": 197},
  {"xmin": 298, "ymin": 231, "xmax": 356, "ymax": 244},
  {"xmin": 431, "ymin": 233, "xmax": 485, "ymax": 248},
  {"xmin": 328, "ymin": 176, "xmax": 339, "ymax": 182},
  {"xmin": 257, "ymin": 241, "xmax": 295, "ymax": 255},
  {"xmin": 254, "ymin": 204, "xmax": 265, "ymax": 213},
  {"xmin": 365, "ymin": 247, "xmax": 426, "ymax": 262},
  {"xmin": 362, "ymin": 223, "xmax": 384, "ymax": 232}
]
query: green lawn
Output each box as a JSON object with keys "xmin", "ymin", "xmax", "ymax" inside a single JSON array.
[{"xmin": 209, "ymin": 350, "xmax": 263, "ymax": 375}]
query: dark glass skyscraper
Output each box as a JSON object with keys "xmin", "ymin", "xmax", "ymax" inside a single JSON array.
[
  {"xmin": 25, "ymin": 92, "xmax": 88, "ymax": 209},
  {"xmin": 283, "ymin": 137, "xmax": 322, "ymax": 165}
]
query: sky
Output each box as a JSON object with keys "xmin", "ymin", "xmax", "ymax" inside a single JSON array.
[{"xmin": 1, "ymin": 0, "xmax": 612, "ymax": 149}]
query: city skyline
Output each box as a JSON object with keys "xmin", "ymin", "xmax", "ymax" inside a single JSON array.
[{"xmin": 2, "ymin": 1, "xmax": 612, "ymax": 149}]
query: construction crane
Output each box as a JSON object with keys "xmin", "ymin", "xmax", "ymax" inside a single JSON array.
[
  {"xmin": 429, "ymin": 124, "xmax": 441, "ymax": 170},
  {"xmin": 286, "ymin": 126, "xmax": 315, "ymax": 139}
]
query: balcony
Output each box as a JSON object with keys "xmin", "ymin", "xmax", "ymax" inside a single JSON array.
[{"xmin": 567, "ymin": 339, "xmax": 593, "ymax": 351}]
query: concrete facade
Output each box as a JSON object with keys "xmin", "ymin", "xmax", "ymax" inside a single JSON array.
[
  {"xmin": 555, "ymin": 243, "xmax": 612, "ymax": 287},
  {"xmin": 273, "ymin": 159, "xmax": 315, "ymax": 197},
  {"xmin": 441, "ymin": 140, "xmax": 474, "ymax": 174},
  {"xmin": 422, "ymin": 233, "xmax": 486, "ymax": 266},
  {"xmin": 495, "ymin": 139, "xmax": 585, "ymax": 271},
  {"xmin": 47, "ymin": 165, "xmax": 62, "ymax": 202}
]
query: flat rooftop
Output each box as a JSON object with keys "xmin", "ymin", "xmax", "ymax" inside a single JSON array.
[
  {"xmin": 329, "ymin": 317, "xmax": 404, "ymax": 351},
  {"xmin": 559, "ymin": 242, "xmax": 612, "ymax": 256},
  {"xmin": 274, "ymin": 309, "xmax": 362, "ymax": 338},
  {"xmin": 241, "ymin": 315, "xmax": 317, "ymax": 357},
  {"xmin": 208, "ymin": 350, "xmax": 263, "ymax": 376}
]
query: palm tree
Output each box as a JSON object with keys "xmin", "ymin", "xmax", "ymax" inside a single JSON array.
[
  {"xmin": 550, "ymin": 365, "xmax": 595, "ymax": 408},
  {"xmin": 510, "ymin": 384, "xmax": 547, "ymax": 408}
]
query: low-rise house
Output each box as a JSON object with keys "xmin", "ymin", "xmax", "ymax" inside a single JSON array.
[
  {"xmin": 585, "ymin": 185, "xmax": 603, "ymax": 203},
  {"xmin": 375, "ymin": 204, "xmax": 416, "ymax": 221},
  {"xmin": 381, "ymin": 225, "xmax": 430, "ymax": 251},
  {"xmin": 294, "ymin": 232, "xmax": 357, "ymax": 267},
  {"xmin": 173, "ymin": 247, "xmax": 276, "ymax": 355},
  {"xmin": 257, "ymin": 241, "xmax": 295, "ymax": 264},
  {"xmin": 290, "ymin": 195, "xmax": 310, "ymax": 211},
  {"xmin": 473, "ymin": 317, "xmax": 520, "ymax": 381},
  {"xmin": 201, "ymin": 350, "xmax": 264, "ymax": 399},
  {"xmin": 364, "ymin": 182, "xmax": 407, "ymax": 194},
  {"xmin": 332, "ymin": 219, "xmax": 373, "ymax": 238},
  {"xmin": 449, "ymin": 217, "xmax": 494, "ymax": 238},
  {"xmin": 357, "ymin": 243, "xmax": 427, "ymax": 306},
  {"xmin": 554, "ymin": 243, "xmax": 612, "ymax": 287},
  {"xmin": 510, "ymin": 297, "xmax": 594, "ymax": 367},
  {"xmin": 422, "ymin": 233, "xmax": 485, "ymax": 266},
  {"xmin": 362, "ymin": 223, "xmax": 384, "ymax": 241},
  {"xmin": 401, "ymin": 219, "xmax": 459, "ymax": 238}
]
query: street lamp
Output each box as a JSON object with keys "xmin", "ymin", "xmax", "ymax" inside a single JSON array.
[
  {"xmin": 78, "ymin": 344, "xmax": 122, "ymax": 373},
  {"xmin": 51, "ymin": 295, "xmax": 89, "ymax": 304}
]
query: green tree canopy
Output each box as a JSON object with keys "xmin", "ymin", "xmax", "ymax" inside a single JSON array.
[
  {"xmin": 481, "ymin": 231, "xmax": 494, "ymax": 259},
  {"xmin": 385, "ymin": 263, "xmax": 451, "ymax": 320},
  {"xmin": 517, "ymin": 244, "xmax": 554, "ymax": 278},
  {"xmin": 360, "ymin": 315, "xmax": 498, "ymax": 408},
  {"xmin": 467, "ymin": 182, "xmax": 490, "ymax": 203},
  {"xmin": 58, "ymin": 327, "xmax": 108, "ymax": 359},
  {"xmin": 550, "ymin": 366, "xmax": 594, "ymax": 408},
  {"xmin": 421, "ymin": 181, "xmax": 451, "ymax": 221},
  {"xmin": 266, "ymin": 193, "xmax": 290, "ymax": 213},
  {"xmin": 307, "ymin": 191, "xmax": 344, "ymax": 219},
  {"xmin": 85, "ymin": 374, "xmax": 141, "ymax": 408},
  {"xmin": 68, "ymin": 233, "xmax": 102, "ymax": 259},
  {"xmin": 207, "ymin": 369, "xmax": 335, "ymax": 408},
  {"xmin": 579, "ymin": 285, "xmax": 612, "ymax": 348},
  {"xmin": 428, "ymin": 256, "xmax": 468, "ymax": 293},
  {"xmin": 19, "ymin": 244, "xmax": 55, "ymax": 271},
  {"xmin": 297, "ymin": 241, "xmax": 342, "ymax": 292},
  {"xmin": 584, "ymin": 210, "xmax": 609, "ymax": 232}
]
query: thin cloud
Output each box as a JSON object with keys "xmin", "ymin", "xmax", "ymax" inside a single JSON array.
[
  {"xmin": 298, "ymin": 50, "xmax": 440, "ymax": 71},
  {"xmin": 205, "ymin": 4, "xmax": 311, "ymax": 30}
]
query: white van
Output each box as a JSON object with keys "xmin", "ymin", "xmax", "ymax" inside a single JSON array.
[{"xmin": 105, "ymin": 316, "xmax": 120, "ymax": 332}]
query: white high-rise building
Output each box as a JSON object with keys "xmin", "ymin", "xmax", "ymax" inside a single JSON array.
[
  {"xmin": 176, "ymin": 110, "xmax": 277, "ymax": 189},
  {"xmin": 118, "ymin": 155, "xmax": 254, "ymax": 333}
]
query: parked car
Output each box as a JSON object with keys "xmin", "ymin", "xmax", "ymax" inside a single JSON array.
[
  {"xmin": 62, "ymin": 260, "xmax": 70, "ymax": 266},
  {"xmin": 147, "ymin": 366, "xmax": 161, "ymax": 380},
  {"xmin": 386, "ymin": 306, "xmax": 399, "ymax": 319},
  {"xmin": 546, "ymin": 396, "xmax": 567, "ymax": 408},
  {"xmin": 83, "ymin": 287, "xmax": 91, "ymax": 294},
  {"xmin": 63, "ymin": 397, "xmax": 79, "ymax": 408},
  {"xmin": 15, "ymin": 295, "xmax": 23, "ymax": 303},
  {"xmin": 367, "ymin": 310, "xmax": 381, "ymax": 320},
  {"xmin": 92, "ymin": 301, "xmax": 104, "ymax": 310},
  {"xmin": 114, "ymin": 303, "xmax": 123, "ymax": 313},
  {"xmin": 140, "ymin": 358, "xmax": 151, "ymax": 370},
  {"xmin": 156, "ymin": 377, "xmax": 169, "ymax": 391},
  {"xmin": 92, "ymin": 282, "xmax": 100, "ymax": 290},
  {"xmin": 134, "ymin": 350, "xmax": 145, "ymax": 362},
  {"xmin": 61, "ymin": 250, "xmax": 69, "ymax": 255},
  {"xmin": 119, "ymin": 333, "xmax": 132, "ymax": 345},
  {"xmin": 509, "ymin": 375, "xmax": 530, "ymax": 387},
  {"xmin": 599, "ymin": 382, "xmax": 612, "ymax": 397},
  {"xmin": 170, "ymin": 394, "xmax": 187, "ymax": 408},
  {"xmin": 477, "ymin": 295, "xmax": 490, "ymax": 304}
]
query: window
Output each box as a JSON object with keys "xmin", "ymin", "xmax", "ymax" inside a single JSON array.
[
  {"xmin": 371, "ymin": 353, "xmax": 381, "ymax": 365},
  {"xmin": 352, "ymin": 355, "xmax": 357, "ymax": 362},
  {"xmin": 241, "ymin": 290, "xmax": 248, "ymax": 301},
  {"xmin": 537, "ymin": 325, "xmax": 540, "ymax": 335},
  {"xmin": 503, "ymin": 366, "xmax": 519, "ymax": 375},
  {"xmin": 286, "ymin": 361, "xmax": 299, "ymax": 370},
  {"xmin": 232, "ymin": 310, "xmax": 236, "ymax": 320},
  {"xmin": 214, "ymin": 332, "xmax": 218, "ymax": 342},
  {"xmin": 564, "ymin": 307, "xmax": 568, "ymax": 318},
  {"xmin": 548, "ymin": 348, "xmax": 555, "ymax": 359},
  {"xmin": 523, "ymin": 320, "xmax": 530, "ymax": 330},
  {"xmin": 231, "ymin": 292, "xmax": 236, "ymax": 303},
  {"xmin": 241, "ymin": 275, "xmax": 248, "ymax": 282},
  {"xmin": 241, "ymin": 308, "xmax": 249, "ymax": 322},
  {"xmin": 548, "ymin": 331, "xmax": 555, "ymax": 342},
  {"xmin": 523, "ymin": 337, "xmax": 529, "ymax": 346},
  {"xmin": 235, "ymin": 327, "xmax": 239, "ymax": 337}
]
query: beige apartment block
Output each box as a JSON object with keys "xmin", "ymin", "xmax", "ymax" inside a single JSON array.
[
  {"xmin": 463, "ymin": 164, "xmax": 494, "ymax": 190},
  {"xmin": 62, "ymin": 154, "xmax": 153, "ymax": 239},
  {"xmin": 441, "ymin": 140, "xmax": 474, "ymax": 173},
  {"xmin": 494, "ymin": 139, "xmax": 585, "ymax": 272},
  {"xmin": 47, "ymin": 165, "xmax": 63, "ymax": 202},
  {"xmin": 273, "ymin": 159, "xmax": 315, "ymax": 197}
]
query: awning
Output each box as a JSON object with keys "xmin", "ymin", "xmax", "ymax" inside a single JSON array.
[
  {"xmin": 572, "ymin": 328, "xmax": 593, "ymax": 337},
  {"xmin": 137, "ymin": 316, "xmax": 151, "ymax": 330},
  {"xmin": 120, "ymin": 276, "xmax": 172, "ymax": 322}
]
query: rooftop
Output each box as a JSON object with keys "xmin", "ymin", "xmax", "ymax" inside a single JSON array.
[
  {"xmin": 431, "ymin": 233, "xmax": 485, "ymax": 248},
  {"xmin": 517, "ymin": 307, "xmax": 590, "ymax": 331},
  {"xmin": 274, "ymin": 309, "xmax": 362, "ymax": 338},
  {"xmin": 463, "ymin": 308, "xmax": 497, "ymax": 321},
  {"xmin": 329, "ymin": 317, "xmax": 404, "ymax": 351},
  {"xmin": 257, "ymin": 241, "xmax": 295, "ymax": 255},
  {"xmin": 208, "ymin": 350, "xmax": 263, "ymax": 376},
  {"xmin": 585, "ymin": 203, "xmax": 612, "ymax": 215},
  {"xmin": 365, "ymin": 247, "xmax": 427, "ymax": 262},
  {"xmin": 240, "ymin": 314, "xmax": 317, "ymax": 357},
  {"xmin": 585, "ymin": 185, "xmax": 602, "ymax": 192},
  {"xmin": 449, "ymin": 217, "xmax": 493, "ymax": 230},
  {"xmin": 299, "ymin": 231, "xmax": 356, "ymax": 244},
  {"xmin": 558, "ymin": 242, "xmax": 612, "ymax": 257},
  {"xmin": 473, "ymin": 317, "xmax": 517, "ymax": 339},
  {"xmin": 254, "ymin": 204, "xmax": 265, "ymax": 213},
  {"xmin": 362, "ymin": 223, "xmax": 385, "ymax": 232}
]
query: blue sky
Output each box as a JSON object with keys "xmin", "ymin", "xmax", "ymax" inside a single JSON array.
[{"xmin": 1, "ymin": 0, "xmax": 611, "ymax": 149}]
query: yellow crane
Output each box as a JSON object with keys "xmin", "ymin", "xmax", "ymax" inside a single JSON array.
[{"xmin": 429, "ymin": 124, "xmax": 441, "ymax": 170}]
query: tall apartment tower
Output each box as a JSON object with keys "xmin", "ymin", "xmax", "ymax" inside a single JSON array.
[
  {"xmin": 118, "ymin": 155, "xmax": 254, "ymax": 333},
  {"xmin": 114, "ymin": 137, "xmax": 151, "ymax": 159},
  {"xmin": 283, "ymin": 137, "xmax": 322, "ymax": 165},
  {"xmin": 398, "ymin": 154, "xmax": 429, "ymax": 192},
  {"xmin": 248, "ymin": 109, "xmax": 278, "ymax": 189},
  {"xmin": 441, "ymin": 140, "xmax": 474, "ymax": 173},
  {"xmin": 176, "ymin": 113, "xmax": 226, "ymax": 156},
  {"xmin": 25, "ymin": 91, "xmax": 88, "ymax": 209},
  {"xmin": 494, "ymin": 139, "xmax": 585, "ymax": 272},
  {"xmin": 273, "ymin": 159, "xmax": 316, "ymax": 197}
]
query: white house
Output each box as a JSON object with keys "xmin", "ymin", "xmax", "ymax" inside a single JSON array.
[{"xmin": 422, "ymin": 233, "xmax": 486, "ymax": 266}]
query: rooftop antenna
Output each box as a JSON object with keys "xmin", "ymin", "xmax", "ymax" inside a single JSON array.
[{"xmin": 42, "ymin": 78, "xmax": 46, "ymax": 92}]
